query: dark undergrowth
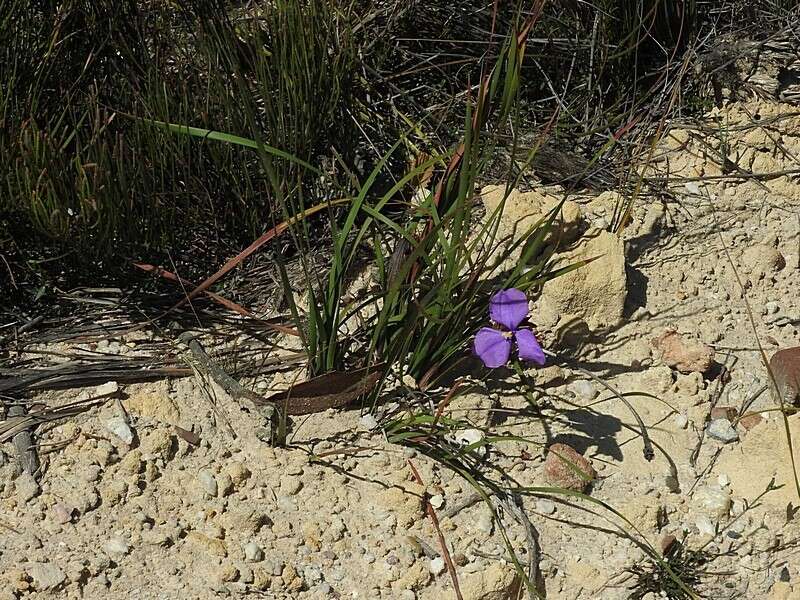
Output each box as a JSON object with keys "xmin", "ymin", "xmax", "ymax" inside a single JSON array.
[{"xmin": 0, "ymin": 0, "xmax": 797, "ymax": 308}]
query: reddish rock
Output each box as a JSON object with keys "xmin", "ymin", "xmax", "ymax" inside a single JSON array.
[
  {"xmin": 660, "ymin": 534, "xmax": 678, "ymax": 555},
  {"xmin": 769, "ymin": 347, "xmax": 800, "ymax": 406},
  {"xmin": 738, "ymin": 413, "xmax": 763, "ymax": 431},
  {"xmin": 543, "ymin": 443, "xmax": 596, "ymax": 492},
  {"xmin": 710, "ymin": 406, "xmax": 738, "ymax": 421},
  {"xmin": 651, "ymin": 329, "xmax": 715, "ymax": 374}
]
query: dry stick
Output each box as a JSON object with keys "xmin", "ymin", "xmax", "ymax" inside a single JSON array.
[
  {"xmin": 688, "ymin": 362, "xmax": 731, "ymax": 469},
  {"xmin": 8, "ymin": 404, "xmax": 39, "ymax": 478},
  {"xmin": 493, "ymin": 492, "xmax": 542, "ymax": 597},
  {"xmin": 407, "ymin": 459, "xmax": 463, "ymax": 600}
]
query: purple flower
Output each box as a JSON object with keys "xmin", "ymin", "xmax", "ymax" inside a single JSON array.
[{"xmin": 474, "ymin": 288, "xmax": 545, "ymax": 368}]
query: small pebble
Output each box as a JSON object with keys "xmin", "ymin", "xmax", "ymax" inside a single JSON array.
[
  {"xmin": 454, "ymin": 428, "xmax": 484, "ymax": 446},
  {"xmin": 217, "ymin": 473, "xmax": 234, "ymax": 497},
  {"xmin": 674, "ymin": 413, "xmax": 688, "ymax": 429},
  {"xmin": 694, "ymin": 485, "xmax": 731, "ymax": 518},
  {"xmin": 429, "ymin": 557, "xmax": 446, "ymax": 576},
  {"xmin": 717, "ymin": 473, "xmax": 730, "ymax": 487},
  {"xmin": 695, "ymin": 515, "xmax": 715, "ymax": 536},
  {"xmin": 27, "ymin": 562, "xmax": 66, "ymax": 591},
  {"xmin": 568, "ymin": 380, "xmax": 597, "ymax": 401},
  {"xmin": 15, "ymin": 472, "xmax": 40, "ymax": 502},
  {"xmin": 52, "ymin": 503, "xmax": 73, "ymax": 524},
  {"xmin": 244, "ymin": 542, "xmax": 264, "ymax": 562},
  {"xmin": 198, "ymin": 470, "xmax": 218, "ymax": 497},
  {"xmin": 105, "ymin": 417, "xmax": 134, "ymax": 445},
  {"xmin": 536, "ymin": 498, "xmax": 556, "ymax": 515},
  {"xmin": 103, "ymin": 536, "xmax": 130, "ymax": 558},
  {"xmin": 280, "ymin": 475, "xmax": 302, "ymax": 496},
  {"xmin": 358, "ymin": 414, "xmax": 379, "ymax": 431},
  {"xmin": 429, "ymin": 494, "xmax": 445, "ymax": 509},
  {"xmin": 707, "ymin": 418, "xmax": 739, "ymax": 443}
]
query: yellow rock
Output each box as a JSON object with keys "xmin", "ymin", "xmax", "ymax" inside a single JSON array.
[
  {"xmin": 125, "ymin": 385, "xmax": 181, "ymax": 425},
  {"xmin": 185, "ymin": 531, "xmax": 228, "ymax": 558}
]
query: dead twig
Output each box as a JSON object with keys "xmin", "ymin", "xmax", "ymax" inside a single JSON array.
[
  {"xmin": 407, "ymin": 459, "xmax": 464, "ymax": 600},
  {"xmin": 8, "ymin": 404, "xmax": 39, "ymax": 478}
]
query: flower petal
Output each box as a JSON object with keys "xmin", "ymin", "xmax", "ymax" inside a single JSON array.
[
  {"xmin": 474, "ymin": 327, "xmax": 511, "ymax": 368},
  {"xmin": 515, "ymin": 328, "xmax": 545, "ymax": 365},
  {"xmin": 489, "ymin": 288, "xmax": 529, "ymax": 330}
]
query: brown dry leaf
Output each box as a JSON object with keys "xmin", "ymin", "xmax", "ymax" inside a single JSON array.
[
  {"xmin": 174, "ymin": 425, "xmax": 201, "ymax": 446},
  {"xmin": 265, "ymin": 364, "xmax": 384, "ymax": 415}
]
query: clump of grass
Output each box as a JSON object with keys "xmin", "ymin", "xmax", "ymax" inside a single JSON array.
[{"xmin": 625, "ymin": 536, "xmax": 708, "ymax": 600}]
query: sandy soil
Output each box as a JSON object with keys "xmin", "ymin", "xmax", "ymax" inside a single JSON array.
[{"xmin": 2, "ymin": 97, "xmax": 800, "ymax": 599}]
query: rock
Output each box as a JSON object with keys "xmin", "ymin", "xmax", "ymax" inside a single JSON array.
[
  {"xmin": 140, "ymin": 429, "xmax": 174, "ymax": 460},
  {"xmin": 15, "ymin": 472, "xmax": 40, "ymax": 502},
  {"xmin": 224, "ymin": 461, "xmax": 251, "ymax": 487},
  {"xmin": 539, "ymin": 231, "xmax": 627, "ymax": 331},
  {"xmin": 710, "ymin": 406, "xmax": 738, "ymax": 421},
  {"xmin": 103, "ymin": 536, "xmax": 130, "ymax": 558},
  {"xmin": 695, "ymin": 514, "xmax": 715, "ymax": 536},
  {"xmin": 659, "ymin": 534, "xmax": 677, "ymax": 555},
  {"xmin": 252, "ymin": 568, "xmax": 272, "ymax": 590},
  {"xmin": 479, "ymin": 186, "xmax": 555, "ymax": 246},
  {"xmin": 764, "ymin": 301, "xmax": 781, "ymax": 315},
  {"xmin": 693, "ymin": 485, "xmax": 731, "ymax": 519},
  {"xmin": 769, "ymin": 347, "xmax": 800, "ymax": 406},
  {"xmin": 198, "ymin": 470, "xmax": 218, "ymax": 497},
  {"xmin": 739, "ymin": 413, "xmax": 764, "ymax": 431},
  {"xmin": 674, "ymin": 413, "xmax": 688, "ymax": 429},
  {"xmin": 459, "ymin": 562, "xmax": 519, "ymax": 600},
  {"xmin": 280, "ymin": 475, "xmax": 302, "ymax": 496},
  {"xmin": 536, "ymin": 498, "xmax": 556, "ymax": 515},
  {"xmin": 215, "ymin": 562, "xmax": 239, "ymax": 583},
  {"xmin": 476, "ymin": 513, "xmax": 493, "ymax": 535},
  {"xmin": 652, "ymin": 329, "xmax": 715, "ymax": 374},
  {"xmin": 536, "ymin": 365, "xmax": 566, "ymax": 387},
  {"xmin": 568, "ymin": 380, "xmax": 597, "ymax": 401},
  {"xmin": 741, "ymin": 244, "xmax": 785, "ymax": 278},
  {"xmin": 52, "ymin": 503, "xmax": 73, "ymax": 524},
  {"xmin": 117, "ymin": 449, "xmax": 143, "ymax": 476},
  {"xmin": 27, "ymin": 563, "xmax": 66, "ymax": 591},
  {"xmin": 770, "ymin": 582, "xmax": 797, "ymax": 600},
  {"xmin": 217, "ymin": 473, "xmax": 234, "ymax": 497},
  {"xmin": 453, "ymin": 428, "xmax": 485, "ymax": 447},
  {"xmin": 105, "ymin": 416, "xmax": 134, "ymax": 445},
  {"xmin": 429, "ymin": 494, "xmax": 445, "ymax": 509},
  {"xmin": 674, "ymin": 372, "xmax": 702, "ymax": 397},
  {"xmin": 125, "ymin": 388, "xmax": 181, "ymax": 425},
  {"xmin": 186, "ymin": 532, "xmax": 228, "ymax": 557},
  {"xmin": 429, "ymin": 557, "xmax": 446, "ymax": 576},
  {"xmin": 244, "ymin": 542, "xmax": 264, "ymax": 562},
  {"xmin": 448, "ymin": 393, "xmax": 493, "ymax": 425},
  {"xmin": 359, "ymin": 413, "xmax": 379, "ymax": 430},
  {"xmin": 220, "ymin": 508, "xmax": 268, "ymax": 537},
  {"xmin": 543, "ymin": 443, "xmax": 596, "ymax": 492},
  {"xmin": 707, "ymin": 418, "xmax": 739, "ymax": 443}
]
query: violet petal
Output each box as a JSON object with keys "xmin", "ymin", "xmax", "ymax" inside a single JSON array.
[
  {"xmin": 515, "ymin": 328, "xmax": 546, "ymax": 365},
  {"xmin": 474, "ymin": 327, "xmax": 511, "ymax": 368},
  {"xmin": 489, "ymin": 288, "xmax": 529, "ymax": 330}
]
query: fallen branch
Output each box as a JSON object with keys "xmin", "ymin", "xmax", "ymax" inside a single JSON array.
[{"xmin": 9, "ymin": 405, "xmax": 39, "ymax": 477}]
